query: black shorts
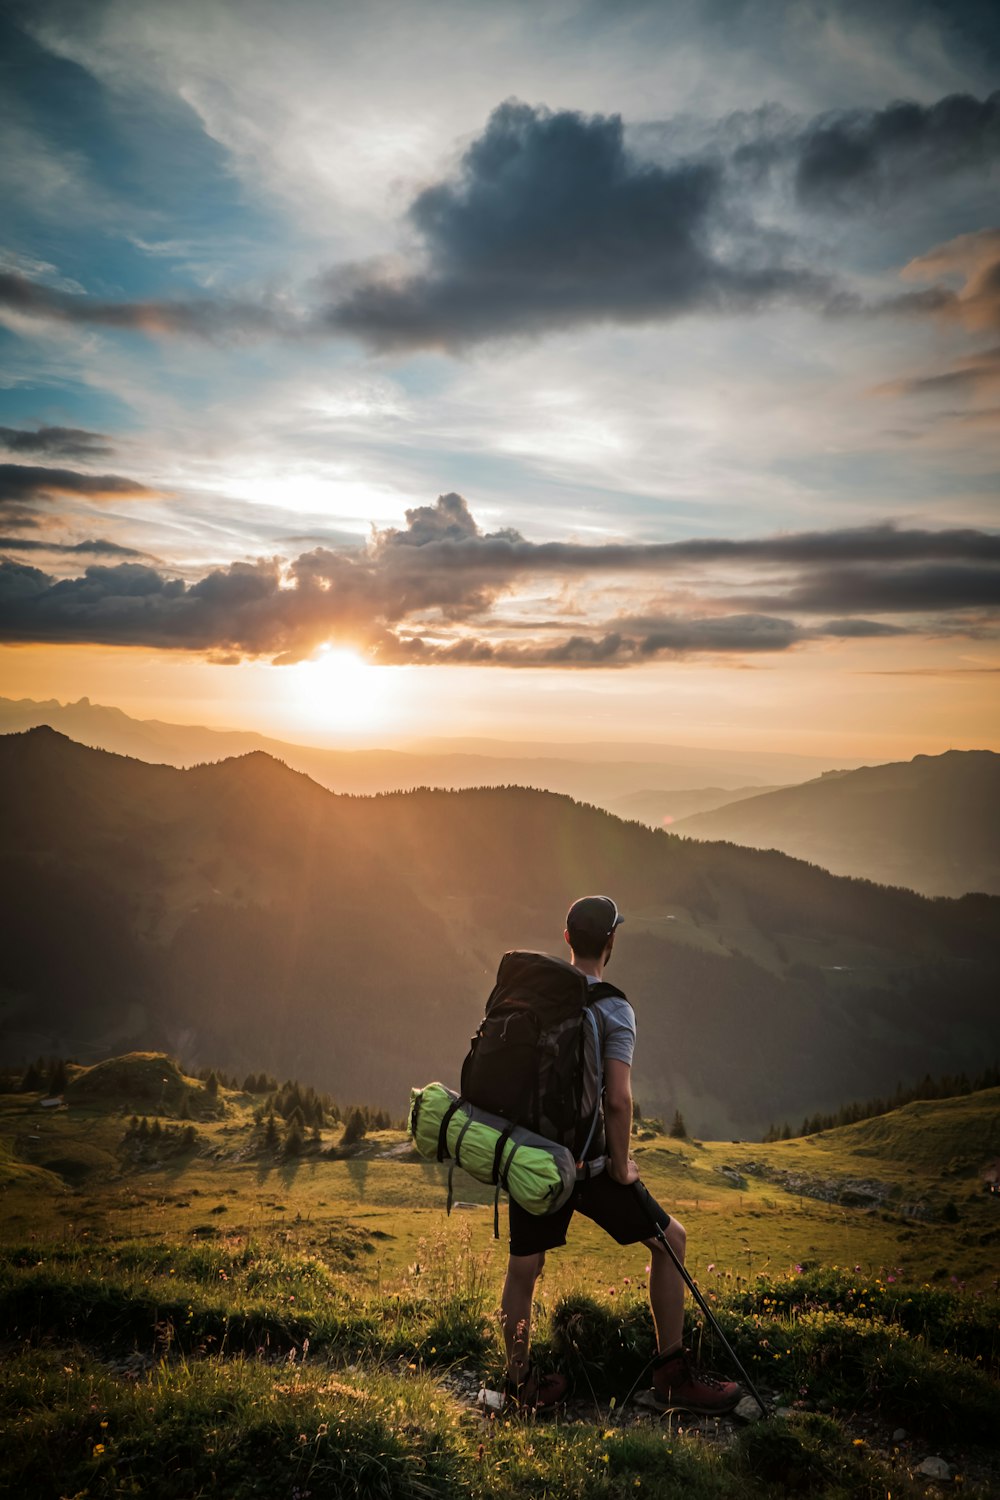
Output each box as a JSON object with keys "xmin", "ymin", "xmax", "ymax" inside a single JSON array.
[{"xmin": 508, "ymin": 1173, "xmax": 670, "ymax": 1258}]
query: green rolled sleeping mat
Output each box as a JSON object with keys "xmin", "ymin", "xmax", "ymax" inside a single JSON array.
[{"xmin": 409, "ymin": 1081, "xmax": 577, "ymax": 1217}]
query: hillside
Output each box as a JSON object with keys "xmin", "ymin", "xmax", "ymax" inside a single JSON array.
[
  {"xmin": 1, "ymin": 727, "xmax": 998, "ymax": 1138},
  {"xmin": 673, "ymin": 751, "xmax": 1000, "ymax": 897},
  {"xmin": 3, "ymin": 1063, "xmax": 999, "ymax": 1498}
]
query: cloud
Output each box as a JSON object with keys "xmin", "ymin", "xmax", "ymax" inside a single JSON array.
[
  {"xmin": 325, "ymin": 99, "xmax": 826, "ymax": 350},
  {"xmin": 0, "ymin": 271, "xmax": 286, "ymax": 342},
  {"xmin": 1, "ymin": 492, "xmax": 996, "ymax": 662},
  {"xmin": 0, "ymin": 425, "xmax": 114, "ymax": 459},
  {"xmin": 788, "ymin": 91, "xmax": 1000, "ymax": 207},
  {"xmin": 0, "ymin": 464, "xmax": 159, "ymax": 539},
  {"xmin": 900, "ymin": 228, "xmax": 1000, "ymax": 332},
  {"xmin": 0, "ymin": 464, "xmax": 157, "ymax": 507},
  {"xmin": 877, "ymin": 344, "xmax": 1000, "ymax": 399},
  {"xmin": 3, "ymin": 87, "xmax": 996, "ymax": 355},
  {"xmin": 0, "ymin": 535, "xmax": 146, "ymax": 558},
  {"xmin": 743, "ymin": 564, "xmax": 1000, "ymax": 615}
]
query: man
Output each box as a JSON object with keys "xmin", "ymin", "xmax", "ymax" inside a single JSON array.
[{"xmin": 500, "ymin": 894, "xmax": 741, "ymax": 1415}]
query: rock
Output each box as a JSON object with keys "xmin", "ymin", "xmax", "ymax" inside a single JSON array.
[
  {"xmin": 632, "ymin": 1389, "xmax": 662, "ymax": 1412},
  {"xmin": 733, "ymin": 1394, "xmax": 768, "ymax": 1424},
  {"xmin": 916, "ymin": 1456, "xmax": 952, "ymax": 1480},
  {"xmin": 774, "ymin": 1406, "xmax": 795, "ymax": 1418},
  {"xmin": 893, "ymin": 1428, "xmax": 907, "ymax": 1442}
]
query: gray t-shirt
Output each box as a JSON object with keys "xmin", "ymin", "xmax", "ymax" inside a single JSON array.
[
  {"xmin": 588, "ymin": 975, "xmax": 636, "ymax": 1066},
  {"xmin": 580, "ymin": 976, "xmax": 636, "ymax": 1161}
]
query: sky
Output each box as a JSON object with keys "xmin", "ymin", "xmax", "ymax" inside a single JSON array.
[{"xmin": 0, "ymin": 0, "xmax": 998, "ymax": 755}]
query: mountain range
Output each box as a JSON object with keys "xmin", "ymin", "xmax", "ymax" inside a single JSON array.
[
  {"xmin": 671, "ymin": 751, "xmax": 1000, "ymax": 897},
  {"xmin": 0, "ymin": 694, "xmax": 841, "ymax": 802},
  {"xmin": 2, "ymin": 727, "xmax": 996, "ymax": 1139}
]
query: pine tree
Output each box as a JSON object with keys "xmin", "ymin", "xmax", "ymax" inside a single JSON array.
[
  {"xmin": 47, "ymin": 1059, "xmax": 68, "ymax": 1096},
  {"xmin": 341, "ymin": 1107, "xmax": 367, "ymax": 1147},
  {"xmin": 668, "ymin": 1109, "xmax": 688, "ymax": 1140},
  {"xmin": 205, "ymin": 1071, "xmax": 220, "ymax": 1100},
  {"xmin": 20, "ymin": 1061, "xmax": 44, "ymax": 1092},
  {"xmin": 179, "ymin": 1092, "xmax": 192, "ymax": 1120},
  {"xmin": 264, "ymin": 1113, "xmax": 280, "ymax": 1151},
  {"xmin": 284, "ymin": 1120, "xmax": 304, "ymax": 1157}
]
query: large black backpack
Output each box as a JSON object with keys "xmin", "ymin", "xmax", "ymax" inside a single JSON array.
[{"xmin": 460, "ymin": 950, "xmax": 626, "ymax": 1162}]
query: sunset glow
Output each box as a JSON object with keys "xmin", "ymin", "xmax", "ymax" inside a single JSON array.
[{"xmin": 289, "ymin": 647, "xmax": 394, "ymax": 736}]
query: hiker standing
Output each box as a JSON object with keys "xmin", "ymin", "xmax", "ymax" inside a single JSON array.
[{"xmin": 499, "ymin": 895, "xmax": 741, "ymax": 1414}]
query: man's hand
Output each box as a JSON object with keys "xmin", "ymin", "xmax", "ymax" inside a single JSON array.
[{"xmin": 607, "ymin": 1156, "xmax": 640, "ymax": 1185}]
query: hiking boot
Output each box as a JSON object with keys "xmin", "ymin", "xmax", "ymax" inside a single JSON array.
[
  {"xmin": 650, "ymin": 1348, "xmax": 740, "ymax": 1415},
  {"xmin": 503, "ymin": 1364, "xmax": 568, "ymax": 1414}
]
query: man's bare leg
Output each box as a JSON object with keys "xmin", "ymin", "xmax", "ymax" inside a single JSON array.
[
  {"xmin": 644, "ymin": 1217, "xmax": 687, "ymax": 1354},
  {"xmin": 501, "ymin": 1251, "xmax": 544, "ymax": 1383}
]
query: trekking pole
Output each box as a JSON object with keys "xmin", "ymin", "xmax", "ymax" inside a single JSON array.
[{"xmin": 636, "ymin": 1184, "xmax": 769, "ymax": 1418}]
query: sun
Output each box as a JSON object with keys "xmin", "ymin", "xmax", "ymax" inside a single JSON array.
[{"xmin": 288, "ymin": 645, "xmax": 392, "ymax": 735}]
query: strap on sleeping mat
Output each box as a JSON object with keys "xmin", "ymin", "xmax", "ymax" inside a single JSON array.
[
  {"xmin": 436, "ymin": 1097, "xmax": 463, "ymax": 1161},
  {"xmin": 453, "ymin": 1114, "xmax": 473, "ymax": 1165},
  {"xmin": 446, "ymin": 1162, "xmax": 456, "ymax": 1216},
  {"xmin": 490, "ymin": 1126, "xmax": 514, "ymax": 1185}
]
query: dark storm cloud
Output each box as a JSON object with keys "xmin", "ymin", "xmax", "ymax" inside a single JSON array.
[
  {"xmin": 324, "ymin": 100, "xmax": 827, "ymax": 350},
  {"xmin": 0, "ymin": 272, "xmax": 285, "ymax": 341},
  {"xmin": 0, "ymin": 425, "xmax": 114, "ymax": 459},
  {"xmin": 326, "ymin": 90, "xmax": 1000, "ymax": 349},
  {"xmin": 781, "ymin": 92, "xmax": 1000, "ymax": 207},
  {"xmin": 0, "ymin": 464, "xmax": 156, "ymax": 502},
  {"xmin": 1, "ymin": 492, "xmax": 996, "ymax": 662}
]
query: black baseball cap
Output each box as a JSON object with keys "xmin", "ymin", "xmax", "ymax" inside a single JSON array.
[{"xmin": 566, "ymin": 895, "xmax": 624, "ymax": 944}]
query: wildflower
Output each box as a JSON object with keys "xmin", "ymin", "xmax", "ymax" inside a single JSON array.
[
  {"xmin": 93, "ymin": 1444, "xmax": 105, "ymax": 1456},
  {"xmin": 852, "ymin": 1438, "xmax": 865, "ymax": 1447},
  {"xmin": 794, "ymin": 1264, "xmax": 803, "ymax": 1274},
  {"xmin": 706, "ymin": 1263, "xmax": 715, "ymax": 1273}
]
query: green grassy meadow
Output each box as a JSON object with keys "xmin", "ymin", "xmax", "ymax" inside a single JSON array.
[{"xmin": 2, "ymin": 1057, "xmax": 999, "ymax": 1497}]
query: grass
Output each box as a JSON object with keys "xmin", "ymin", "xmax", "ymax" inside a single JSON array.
[
  {"xmin": 1, "ymin": 1063, "xmax": 999, "ymax": 1496},
  {"xmin": 1, "ymin": 1231, "xmax": 997, "ymax": 1495}
]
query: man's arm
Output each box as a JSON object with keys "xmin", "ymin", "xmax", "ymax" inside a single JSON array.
[{"xmin": 604, "ymin": 1057, "xmax": 639, "ymax": 1184}]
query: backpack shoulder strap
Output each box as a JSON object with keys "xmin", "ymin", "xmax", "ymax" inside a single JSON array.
[{"xmin": 586, "ymin": 980, "xmax": 628, "ymax": 1004}]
